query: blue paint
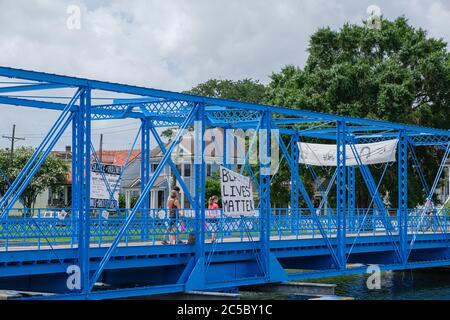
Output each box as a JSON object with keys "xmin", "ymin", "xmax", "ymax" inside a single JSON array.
[{"xmin": 0, "ymin": 66, "xmax": 450, "ymax": 300}]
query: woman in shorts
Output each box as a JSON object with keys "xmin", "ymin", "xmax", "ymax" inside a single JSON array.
[{"xmin": 207, "ymin": 196, "xmax": 220, "ymax": 243}]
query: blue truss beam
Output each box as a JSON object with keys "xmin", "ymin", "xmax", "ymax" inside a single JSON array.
[
  {"xmin": 0, "ymin": 95, "xmax": 74, "ymax": 111},
  {"xmin": 88, "ymin": 105, "xmax": 198, "ymax": 290},
  {"xmin": 0, "ymin": 90, "xmax": 81, "ymax": 215},
  {"xmin": 406, "ymin": 142, "xmax": 450, "ymax": 261},
  {"xmin": 336, "ymin": 121, "xmax": 347, "ymax": 269},
  {"xmin": 0, "ymin": 83, "xmax": 69, "ymax": 93},
  {"xmin": 2, "ymin": 67, "xmax": 450, "ymax": 138},
  {"xmin": 278, "ymin": 133, "xmax": 342, "ymax": 269},
  {"xmin": 290, "ymin": 134, "xmax": 300, "ymax": 216},
  {"xmin": 147, "ymin": 124, "xmax": 195, "ymax": 206},
  {"xmin": 141, "ymin": 118, "xmax": 150, "ymax": 240},
  {"xmin": 259, "ymin": 111, "xmax": 271, "ymax": 278},
  {"xmin": 72, "ymin": 88, "xmax": 92, "ymax": 294},
  {"xmin": 398, "ymin": 131, "xmax": 408, "ymax": 264},
  {"xmin": 408, "ymin": 140, "xmax": 431, "ymax": 195},
  {"xmin": 348, "ymin": 141, "xmax": 402, "ymax": 263}
]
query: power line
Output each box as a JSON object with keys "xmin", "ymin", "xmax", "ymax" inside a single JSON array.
[
  {"xmin": 2, "ymin": 124, "xmax": 25, "ymax": 160},
  {"xmin": 3, "ymin": 123, "xmax": 140, "ymax": 138}
]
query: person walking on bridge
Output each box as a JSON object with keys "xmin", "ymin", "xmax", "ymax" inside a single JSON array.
[
  {"xmin": 207, "ymin": 196, "xmax": 220, "ymax": 243},
  {"xmin": 162, "ymin": 186, "xmax": 183, "ymax": 245}
]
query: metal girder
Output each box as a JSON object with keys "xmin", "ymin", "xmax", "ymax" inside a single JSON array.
[
  {"xmin": 141, "ymin": 118, "xmax": 151, "ymax": 240},
  {"xmin": 147, "ymin": 124, "xmax": 195, "ymax": 206},
  {"xmin": 88, "ymin": 105, "xmax": 198, "ymax": 290},
  {"xmin": 0, "ymin": 90, "xmax": 81, "ymax": 216},
  {"xmin": 277, "ymin": 133, "xmax": 342, "ymax": 269},
  {"xmin": 259, "ymin": 111, "xmax": 271, "ymax": 278},
  {"xmin": 238, "ymin": 117, "xmax": 263, "ymax": 190},
  {"xmin": 358, "ymin": 133, "xmax": 450, "ymax": 146},
  {"xmin": 0, "ymin": 95, "xmax": 76, "ymax": 111},
  {"xmin": 2, "ymin": 67, "xmax": 450, "ymax": 138},
  {"xmin": 207, "ymin": 109, "xmax": 261, "ymax": 125},
  {"xmin": 273, "ymin": 118, "xmax": 327, "ymax": 125},
  {"xmin": 336, "ymin": 121, "xmax": 346, "ymax": 269},
  {"xmin": 290, "ymin": 134, "xmax": 300, "ymax": 216},
  {"xmin": 406, "ymin": 142, "xmax": 450, "ymax": 261},
  {"xmin": 398, "ymin": 131, "xmax": 408, "ymax": 264},
  {"xmin": 0, "ymin": 83, "xmax": 69, "ymax": 93},
  {"xmin": 408, "ymin": 139, "xmax": 431, "ymax": 195},
  {"xmin": 194, "ymin": 106, "xmax": 206, "ymax": 265},
  {"xmin": 348, "ymin": 141, "xmax": 403, "ymax": 263},
  {"xmin": 72, "ymin": 88, "xmax": 92, "ymax": 294}
]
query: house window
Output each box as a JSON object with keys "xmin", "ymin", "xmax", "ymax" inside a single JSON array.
[
  {"xmin": 151, "ymin": 163, "xmax": 158, "ymax": 173},
  {"xmin": 206, "ymin": 164, "xmax": 212, "ymax": 177},
  {"xmin": 184, "ymin": 164, "xmax": 191, "ymax": 177}
]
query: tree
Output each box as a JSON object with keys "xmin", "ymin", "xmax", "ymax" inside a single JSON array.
[
  {"xmin": 205, "ymin": 172, "xmax": 221, "ymax": 207},
  {"xmin": 0, "ymin": 147, "xmax": 69, "ymax": 210},
  {"xmin": 188, "ymin": 78, "xmax": 297, "ymax": 207},
  {"xmin": 188, "ymin": 79, "xmax": 267, "ymax": 103},
  {"xmin": 266, "ymin": 17, "xmax": 450, "ymax": 208}
]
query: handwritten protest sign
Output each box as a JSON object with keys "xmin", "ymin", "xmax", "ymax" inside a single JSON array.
[{"xmin": 220, "ymin": 166, "xmax": 256, "ymax": 217}]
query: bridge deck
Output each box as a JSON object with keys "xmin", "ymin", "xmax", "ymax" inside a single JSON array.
[{"xmin": 1, "ymin": 229, "xmax": 448, "ymax": 252}]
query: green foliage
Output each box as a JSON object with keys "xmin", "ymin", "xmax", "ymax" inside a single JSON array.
[
  {"xmin": 119, "ymin": 193, "xmax": 126, "ymax": 208},
  {"xmin": 188, "ymin": 78, "xmax": 267, "ymax": 103},
  {"xmin": 161, "ymin": 128, "xmax": 175, "ymax": 142},
  {"xmin": 266, "ymin": 17, "xmax": 450, "ymax": 208},
  {"xmin": 0, "ymin": 147, "xmax": 69, "ymax": 209},
  {"xmin": 130, "ymin": 196, "xmax": 138, "ymax": 208},
  {"xmin": 268, "ymin": 17, "xmax": 450, "ymax": 125},
  {"xmin": 189, "ymin": 78, "xmax": 295, "ymax": 207},
  {"xmin": 205, "ymin": 172, "xmax": 221, "ymax": 206}
]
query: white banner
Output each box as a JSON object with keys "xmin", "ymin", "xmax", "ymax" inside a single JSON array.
[
  {"xmin": 90, "ymin": 163, "xmax": 121, "ymax": 208},
  {"xmin": 298, "ymin": 139, "xmax": 398, "ymax": 167},
  {"xmin": 220, "ymin": 166, "xmax": 257, "ymax": 217}
]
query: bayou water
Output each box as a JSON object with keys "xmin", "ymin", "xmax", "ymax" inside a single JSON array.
[{"xmin": 240, "ymin": 269, "xmax": 450, "ymax": 300}]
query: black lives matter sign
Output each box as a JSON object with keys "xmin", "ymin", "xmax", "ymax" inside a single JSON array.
[{"xmin": 220, "ymin": 166, "xmax": 256, "ymax": 217}]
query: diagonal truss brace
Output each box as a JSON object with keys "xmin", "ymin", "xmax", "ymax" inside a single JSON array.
[
  {"xmin": 88, "ymin": 105, "xmax": 198, "ymax": 290},
  {"xmin": 148, "ymin": 122, "xmax": 195, "ymax": 207},
  {"xmin": 406, "ymin": 142, "xmax": 450, "ymax": 261},
  {"xmin": 278, "ymin": 135, "xmax": 342, "ymax": 269},
  {"xmin": 0, "ymin": 89, "xmax": 81, "ymax": 216},
  {"xmin": 347, "ymin": 141, "xmax": 402, "ymax": 263}
]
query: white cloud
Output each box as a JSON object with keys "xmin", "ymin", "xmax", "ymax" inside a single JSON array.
[{"xmin": 0, "ymin": 0, "xmax": 449, "ymax": 150}]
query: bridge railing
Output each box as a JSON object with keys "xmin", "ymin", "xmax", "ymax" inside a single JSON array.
[{"xmin": 0, "ymin": 207, "xmax": 449, "ymax": 251}]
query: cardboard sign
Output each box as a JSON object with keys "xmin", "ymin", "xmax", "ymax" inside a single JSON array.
[
  {"xmin": 220, "ymin": 166, "xmax": 256, "ymax": 217},
  {"xmin": 90, "ymin": 163, "xmax": 121, "ymax": 208}
]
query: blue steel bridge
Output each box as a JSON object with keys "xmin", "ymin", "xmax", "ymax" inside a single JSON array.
[{"xmin": 0, "ymin": 67, "xmax": 450, "ymax": 300}]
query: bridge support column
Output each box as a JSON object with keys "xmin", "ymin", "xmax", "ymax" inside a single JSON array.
[
  {"xmin": 223, "ymin": 126, "xmax": 232, "ymax": 169},
  {"xmin": 186, "ymin": 104, "xmax": 206, "ymax": 290},
  {"xmin": 290, "ymin": 133, "xmax": 300, "ymax": 220},
  {"xmin": 348, "ymin": 166, "xmax": 356, "ymax": 232},
  {"xmin": 72, "ymin": 88, "xmax": 91, "ymax": 294},
  {"xmin": 140, "ymin": 118, "xmax": 151, "ymax": 240},
  {"xmin": 336, "ymin": 121, "xmax": 347, "ymax": 270},
  {"xmin": 259, "ymin": 111, "xmax": 272, "ymax": 278},
  {"xmin": 398, "ymin": 131, "xmax": 408, "ymax": 264}
]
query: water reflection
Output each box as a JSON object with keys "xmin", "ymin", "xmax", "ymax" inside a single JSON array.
[{"xmin": 248, "ymin": 269, "xmax": 450, "ymax": 300}]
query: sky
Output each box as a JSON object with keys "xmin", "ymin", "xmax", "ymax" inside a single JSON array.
[{"xmin": 0, "ymin": 0, "xmax": 449, "ymax": 150}]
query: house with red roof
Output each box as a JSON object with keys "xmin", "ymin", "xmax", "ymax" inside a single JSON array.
[{"xmin": 34, "ymin": 132, "xmax": 243, "ymax": 209}]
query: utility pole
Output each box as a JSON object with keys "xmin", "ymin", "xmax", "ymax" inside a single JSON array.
[
  {"xmin": 2, "ymin": 124, "xmax": 25, "ymax": 161},
  {"xmin": 99, "ymin": 133, "xmax": 103, "ymax": 163}
]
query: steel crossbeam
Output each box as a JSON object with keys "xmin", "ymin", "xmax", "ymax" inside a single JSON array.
[
  {"xmin": 1, "ymin": 66, "xmax": 450, "ymax": 298},
  {"xmin": 278, "ymin": 133, "xmax": 342, "ymax": 269},
  {"xmin": 348, "ymin": 141, "xmax": 403, "ymax": 263},
  {"xmin": 87, "ymin": 106, "xmax": 198, "ymax": 290}
]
